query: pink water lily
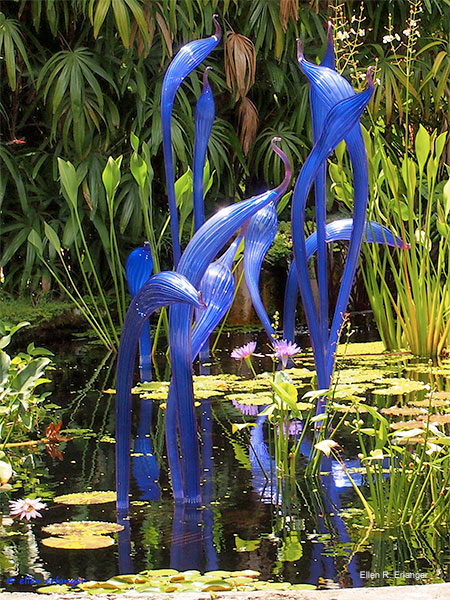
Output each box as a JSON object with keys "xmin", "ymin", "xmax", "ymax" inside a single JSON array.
[
  {"xmin": 272, "ymin": 339, "xmax": 301, "ymax": 367},
  {"xmin": 9, "ymin": 498, "xmax": 47, "ymax": 521},
  {"xmin": 231, "ymin": 341, "xmax": 257, "ymax": 361}
]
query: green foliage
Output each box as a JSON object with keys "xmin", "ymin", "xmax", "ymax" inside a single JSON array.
[
  {"xmin": 0, "ymin": 322, "xmax": 53, "ymax": 450},
  {"xmin": 329, "ymin": 124, "xmax": 450, "ymax": 356},
  {"xmin": 0, "ymin": 0, "xmax": 449, "ymax": 363}
]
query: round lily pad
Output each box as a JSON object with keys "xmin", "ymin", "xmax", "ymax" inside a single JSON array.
[
  {"xmin": 226, "ymin": 392, "xmax": 273, "ymax": 406},
  {"xmin": 41, "ymin": 535, "xmax": 115, "ymax": 549},
  {"xmin": 42, "ymin": 521, "xmax": 124, "ymax": 536},
  {"xmin": 53, "ymin": 491, "xmax": 116, "ymax": 505}
]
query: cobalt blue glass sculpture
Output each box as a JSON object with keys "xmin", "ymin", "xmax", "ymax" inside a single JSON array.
[
  {"xmin": 283, "ymin": 220, "xmax": 408, "ymax": 343},
  {"xmin": 115, "ymin": 271, "xmax": 205, "ymax": 513},
  {"xmin": 291, "ymin": 35, "xmax": 374, "ymax": 407},
  {"xmin": 161, "ymin": 16, "xmax": 221, "ymax": 267},
  {"xmin": 125, "ymin": 242, "xmax": 154, "ymax": 382}
]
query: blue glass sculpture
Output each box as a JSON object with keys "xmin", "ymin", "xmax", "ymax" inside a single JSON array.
[
  {"xmin": 161, "ymin": 16, "xmax": 221, "ymax": 266},
  {"xmin": 292, "ymin": 36, "xmax": 374, "ymax": 404},
  {"xmin": 283, "ymin": 220, "xmax": 408, "ymax": 343},
  {"xmin": 126, "ymin": 242, "xmax": 154, "ymax": 382},
  {"xmin": 115, "ymin": 271, "xmax": 205, "ymax": 513},
  {"xmin": 243, "ymin": 139, "xmax": 292, "ymax": 341},
  {"xmin": 169, "ymin": 139, "xmax": 292, "ymax": 504}
]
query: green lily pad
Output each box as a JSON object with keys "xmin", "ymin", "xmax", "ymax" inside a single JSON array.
[
  {"xmin": 41, "ymin": 535, "xmax": 115, "ymax": 549},
  {"xmin": 226, "ymin": 391, "xmax": 273, "ymax": 405},
  {"xmin": 141, "ymin": 568, "xmax": 179, "ymax": 576},
  {"xmin": 42, "ymin": 521, "xmax": 124, "ymax": 536},
  {"xmin": 374, "ymin": 378, "xmax": 430, "ymax": 395},
  {"xmin": 53, "ymin": 491, "xmax": 116, "ymax": 505},
  {"xmin": 37, "ymin": 585, "xmax": 71, "ymax": 594}
]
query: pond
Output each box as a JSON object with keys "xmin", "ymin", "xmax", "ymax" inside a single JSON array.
[{"xmin": 1, "ymin": 329, "xmax": 450, "ymax": 593}]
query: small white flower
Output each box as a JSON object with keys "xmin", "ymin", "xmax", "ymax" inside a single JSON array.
[
  {"xmin": 359, "ymin": 72, "xmax": 367, "ymax": 80},
  {"xmin": 394, "ymin": 33, "xmax": 400, "ymax": 41},
  {"xmin": 375, "ymin": 78, "xmax": 381, "ymax": 85},
  {"xmin": 416, "ymin": 31, "xmax": 421, "ymax": 38},
  {"xmin": 9, "ymin": 498, "xmax": 47, "ymax": 521},
  {"xmin": 350, "ymin": 28, "xmax": 356, "ymax": 35},
  {"xmin": 403, "ymin": 28, "xmax": 411, "ymax": 36},
  {"xmin": 358, "ymin": 29, "xmax": 365, "ymax": 36},
  {"xmin": 351, "ymin": 15, "xmax": 357, "ymax": 23},
  {"xmin": 410, "ymin": 19, "xmax": 417, "ymax": 26},
  {"xmin": 337, "ymin": 30, "xmax": 350, "ymax": 40},
  {"xmin": 383, "ymin": 34, "xmax": 395, "ymax": 43},
  {"xmin": 315, "ymin": 439, "xmax": 340, "ymax": 457}
]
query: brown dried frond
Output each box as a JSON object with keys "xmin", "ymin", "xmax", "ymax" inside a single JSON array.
[
  {"xmin": 130, "ymin": 4, "xmax": 155, "ymax": 57},
  {"xmin": 280, "ymin": 0, "xmax": 299, "ymax": 32},
  {"xmin": 225, "ymin": 31, "xmax": 256, "ymax": 101},
  {"xmin": 238, "ymin": 97, "xmax": 259, "ymax": 156},
  {"xmin": 155, "ymin": 9, "xmax": 173, "ymax": 57}
]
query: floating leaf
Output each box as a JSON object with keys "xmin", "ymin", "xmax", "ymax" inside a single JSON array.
[
  {"xmin": 253, "ymin": 581, "xmax": 292, "ymax": 590},
  {"xmin": 290, "ymin": 584, "xmax": 318, "ymax": 590},
  {"xmin": 42, "ymin": 521, "xmax": 124, "ymax": 536},
  {"xmin": 381, "ymin": 406, "xmax": 426, "ymax": 417},
  {"xmin": 391, "ymin": 420, "xmax": 424, "ymax": 431},
  {"xmin": 53, "ymin": 491, "xmax": 116, "ymax": 505},
  {"xmin": 410, "ymin": 397, "xmax": 450, "ymax": 407},
  {"xmin": 37, "ymin": 585, "xmax": 71, "ymax": 594},
  {"xmin": 204, "ymin": 570, "xmax": 233, "ymax": 578},
  {"xmin": 336, "ymin": 341, "xmax": 387, "ymax": 356},
  {"xmin": 374, "ymin": 378, "xmax": 430, "ymax": 396},
  {"xmin": 141, "ymin": 569, "xmax": 179, "ymax": 577},
  {"xmin": 227, "ymin": 392, "xmax": 273, "ymax": 406},
  {"xmin": 230, "ymin": 570, "xmax": 260, "ymax": 578},
  {"xmin": 41, "ymin": 535, "xmax": 115, "ymax": 549}
]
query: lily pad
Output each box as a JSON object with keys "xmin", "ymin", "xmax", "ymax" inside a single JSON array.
[
  {"xmin": 37, "ymin": 585, "xmax": 71, "ymax": 594},
  {"xmin": 41, "ymin": 535, "xmax": 115, "ymax": 549},
  {"xmin": 42, "ymin": 521, "xmax": 124, "ymax": 536},
  {"xmin": 226, "ymin": 391, "xmax": 273, "ymax": 405},
  {"xmin": 53, "ymin": 491, "xmax": 116, "ymax": 505},
  {"xmin": 374, "ymin": 378, "xmax": 430, "ymax": 395},
  {"xmin": 381, "ymin": 406, "xmax": 426, "ymax": 417}
]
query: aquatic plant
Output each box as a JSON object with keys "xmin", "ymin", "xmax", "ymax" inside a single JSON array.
[
  {"xmin": 0, "ymin": 322, "xmax": 53, "ymax": 457},
  {"xmin": 9, "ymin": 497, "xmax": 46, "ymax": 521}
]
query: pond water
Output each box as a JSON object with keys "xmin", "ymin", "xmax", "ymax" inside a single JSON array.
[{"xmin": 1, "ymin": 330, "xmax": 450, "ymax": 592}]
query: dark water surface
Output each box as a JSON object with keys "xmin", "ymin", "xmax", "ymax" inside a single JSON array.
[{"xmin": 1, "ymin": 331, "xmax": 450, "ymax": 591}]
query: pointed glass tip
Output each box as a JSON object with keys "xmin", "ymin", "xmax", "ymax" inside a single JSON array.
[
  {"xmin": 202, "ymin": 66, "xmax": 212, "ymax": 86},
  {"xmin": 212, "ymin": 14, "xmax": 221, "ymax": 38},
  {"xmin": 296, "ymin": 39, "xmax": 304, "ymax": 62}
]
